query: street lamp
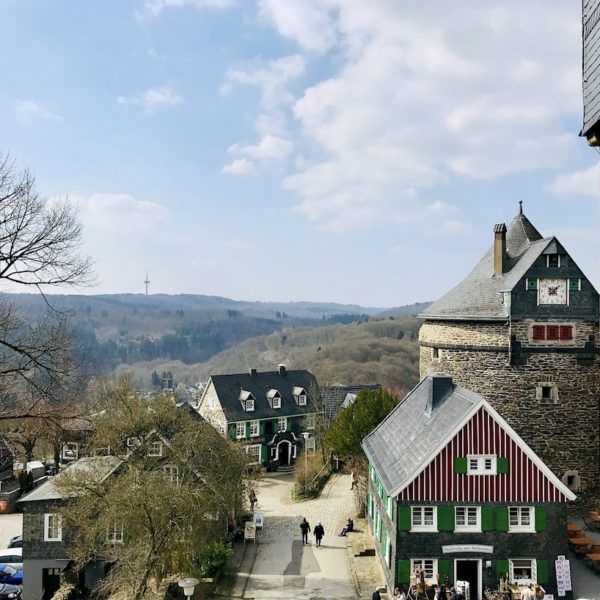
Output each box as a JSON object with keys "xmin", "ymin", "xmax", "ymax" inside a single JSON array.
[
  {"xmin": 301, "ymin": 431, "xmax": 310, "ymax": 494},
  {"xmin": 178, "ymin": 577, "xmax": 199, "ymax": 598}
]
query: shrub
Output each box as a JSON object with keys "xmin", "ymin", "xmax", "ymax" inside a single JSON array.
[
  {"xmin": 293, "ymin": 453, "xmax": 330, "ymax": 500},
  {"xmin": 198, "ymin": 541, "xmax": 233, "ymax": 578}
]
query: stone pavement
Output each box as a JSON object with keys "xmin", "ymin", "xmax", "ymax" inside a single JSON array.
[{"xmin": 216, "ymin": 472, "xmax": 387, "ymax": 600}]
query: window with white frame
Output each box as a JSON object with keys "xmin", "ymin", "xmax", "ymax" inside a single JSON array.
[
  {"xmin": 410, "ymin": 559, "xmax": 438, "ymax": 584},
  {"xmin": 298, "ymin": 394, "xmax": 307, "ymax": 406},
  {"xmin": 278, "ymin": 417, "xmax": 287, "ymax": 432},
  {"xmin": 44, "ymin": 513, "xmax": 62, "ymax": 541},
  {"xmin": 509, "ymin": 507, "xmax": 534, "ymax": 532},
  {"xmin": 509, "ymin": 559, "xmax": 536, "ymax": 585},
  {"xmin": 250, "ymin": 420, "xmax": 259, "ymax": 437},
  {"xmin": 386, "ymin": 496, "xmax": 394, "ymax": 518},
  {"xmin": 455, "ymin": 506, "xmax": 481, "ymax": 532},
  {"xmin": 107, "ymin": 523, "xmax": 124, "ymax": 544},
  {"xmin": 245, "ymin": 399, "xmax": 255, "ymax": 412},
  {"xmin": 163, "ymin": 465, "xmax": 180, "ymax": 485},
  {"xmin": 147, "ymin": 441, "xmax": 163, "ymax": 457},
  {"xmin": 62, "ymin": 442, "xmax": 79, "ymax": 461},
  {"xmin": 272, "ymin": 396, "xmax": 281, "ymax": 409},
  {"xmin": 236, "ymin": 422, "xmax": 246, "ymax": 439},
  {"xmin": 411, "ymin": 506, "xmax": 436, "ymax": 531},
  {"xmin": 246, "ymin": 444, "xmax": 261, "ymax": 463},
  {"xmin": 467, "ymin": 455, "xmax": 497, "ymax": 475}
]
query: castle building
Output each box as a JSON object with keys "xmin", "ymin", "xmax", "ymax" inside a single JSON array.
[{"xmin": 419, "ymin": 206, "xmax": 599, "ymax": 490}]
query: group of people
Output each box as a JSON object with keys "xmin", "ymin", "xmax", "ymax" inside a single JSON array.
[
  {"xmin": 374, "ymin": 584, "xmax": 465, "ymax": 600},
  {"xmin": 299, "ymin": 517, "xmax": 325, "ymax": 547}
]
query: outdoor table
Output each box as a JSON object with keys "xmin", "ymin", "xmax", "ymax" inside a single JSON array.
[
  {"xmin": 585, "ymin": 552, "xmax": 600, "ymax": 561},
  {"xmin": 569, "ymin": 536, "xmax": 595, "ymax": 546},
  {"xmin": 567, "ymin": 522, "xmax": 581, "ymax": 532}
]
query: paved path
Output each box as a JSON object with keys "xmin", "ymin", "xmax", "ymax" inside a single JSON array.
[{"xmin": 219, "ymin": 472, "xmax": 358, "ymax": 600}]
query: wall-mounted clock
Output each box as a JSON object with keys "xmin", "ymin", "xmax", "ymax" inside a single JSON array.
[{"xmin": 538, "ymin": 278, "xmax": 568, "ymax": 305}]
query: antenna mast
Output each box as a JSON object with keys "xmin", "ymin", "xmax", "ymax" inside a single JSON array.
[{"xmin": 144, "ymin": 271, "xmax": 150, "ymax": 296}]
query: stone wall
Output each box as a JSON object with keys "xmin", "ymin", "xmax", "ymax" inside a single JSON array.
[
  {"xmin": 419, "ymin": 321, "xmax": 600, "ymax": 489},
  {"xmin": 22, "ymin": 500, "xmax": 69, "ymax": 561}
]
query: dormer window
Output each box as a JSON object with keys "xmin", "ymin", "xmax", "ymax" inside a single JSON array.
[
  {"xmin": 298, "ymin": 394, "xmax": 307, "ymax": 406},
  {"xmin": 239, "ymin": 389, "xmax": 255, "ymax": 411},
  {"xmin": 245, "ymin": 399, "xmax": 255, "ymax": 412},
  {"xmin": 293, "ymin": 386, "xmax": 307, "ymax": 406},
  {"xmin": 267, "ymin": 389, "xmax": 282, "ymax": 409}
]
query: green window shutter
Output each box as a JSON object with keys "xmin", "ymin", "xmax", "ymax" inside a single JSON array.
[
  {"xmin": 535, "ymin": 507, "xmax": 547, "ymax": 532},
  {"xmin": 398, "ymin": 506, "xmax": 411, "ymax": 531},
  {"xmin": 536, "ymin": 559, "xmax": 548, "ymax": 584},
  {"xmin": 569, "ymin": 278, "xmax": 580, "ymax": 291},
  {"xmin": 438, "ymin": 506, "xmax": 455, "ymax": 532},
  {"xmin": 497, "ymin": 457, "xmax": 509, "ymax": 474},
  {"xmin": 481, "ymin": 506, "xmax": 494, "ymax": 532},
  {"xmin": 259, "ymin": 421, "xmax": 265, "ymax": 435},
  {"xmin": 526, "ymin": 278, "xmax": 537, "ymax": 291},
  {"xmin": 438, "ymin": 559, "xmax": 450, "ymax": 583},
  {"xmin": 245, "ymin": 422, "xmax": 250, "ymax": 437},
  {"xmin": 397, "ymin": 559, "xmax": 411, "ymax": 584},
  {"xmin": 229, "ymin": 426, "xmax": 236, "ymax": 441},
  {"xmin": 495, "ymin": 507, "xmax": 508, "ymax": 532},
  {"xmin": 454, "ymin": 457, "xmax": 467, "ymax": 474},
  {"xmin": 496, "ymin": 559, "xmax": 509, "ymax": 581},
  {"xmin": 260, "ymin": 445, "xmax": 267, "ymax": 463}
]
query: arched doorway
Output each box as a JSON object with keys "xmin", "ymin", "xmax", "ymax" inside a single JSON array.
[{"xmin": 277, "ymin": 440, "xmax": 291, "ymax": 466}]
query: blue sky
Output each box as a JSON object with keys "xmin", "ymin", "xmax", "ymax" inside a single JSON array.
[{"xmin": 1, "ymin": 1, "xmax": 598, "ymax": 307}]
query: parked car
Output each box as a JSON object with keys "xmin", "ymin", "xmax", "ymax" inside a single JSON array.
[
  {"xmin": 0, "ymin": 583, "xmax": 21, "ymax": 599},
  {"xmin": 0, "ymin": 565, "xmax": 22, "ymax": 585},
  {"xmin": 0, "ymin": 551, "xmax": 21, "ymax": 569},
  {"xmin": 6, "ymin": 537, "xmax": 20, "ymax": 549}
]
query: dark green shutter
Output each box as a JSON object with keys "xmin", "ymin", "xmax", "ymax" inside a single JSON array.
[
  {"xmin": 398, "ymin": 506, "xmax": 411, "ymax": 531},
  {"xmin": 526, "ymin": 278, "xmax": 537, "ymax": 291},
  {"xmin": 497, "ymin": 457, "xmax": 509, "ymax": 474},
  {"xmin": 535, "ymin": 507, "xmax": 547, "ymax": 532},
  {"xmin": 245, "ymin": 421, "xmax": 250, "ymax": 437},
  {"xmin": 454, "ymin": 457, "xmax": 467, "ymax": 474},
  {"xmin": 481, "ymin": 506, "xmax": 494, "ymax": 531},
  {"xmin": 569, "ymin": 278, "xmax": 580, "ymax": 291},
  {"xmin": 438, "ymin": 559, "xmax": 450, "ymax": 583},
  {"xmin": 260, "ymin": 445, "xmax": 267, "ymax": 463},
  {"xmin": 495, "ymin": 507, "xmax": 509, "ymax": 532},
  {"xmin": 260, "ymin": 421, "xmax": 265, "ymax": 435},
  {"xmin": 496, "ymin": 559, "xmax": 509, "ymax": 580},
  {"xmin": 229, "ymin": 426, "xmax": 236, "ymax": 441},
  {"xmin": 536, "ymin": 559, "xmax": 548, "ymax": 584},
  {"xmin": 397, "ymin": 559, "xmax": 411, "ymax": 584},
  {"xmin": 438, "ymin": 506, "xmax": 455, "ymax": 532}
]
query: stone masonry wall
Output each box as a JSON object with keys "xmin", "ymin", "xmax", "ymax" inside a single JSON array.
[{"xmin": 419, "ymin": 321, "xmax": 600, "ymax": 489}]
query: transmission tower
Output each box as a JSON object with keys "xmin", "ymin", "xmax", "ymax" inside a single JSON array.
[{"xmin": 144, "ymin": 271, "xmax": 150, "ymax": 296}]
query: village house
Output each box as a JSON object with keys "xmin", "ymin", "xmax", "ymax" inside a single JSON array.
[
  {"xmin": 363, "ymin": 374, "xmax": 576, "ymax": 599},
  {"xmin": 196, "ymin": 366, "xmax": 319, "ymax": 467}
]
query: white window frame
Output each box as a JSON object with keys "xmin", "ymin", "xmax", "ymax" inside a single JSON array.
[
  {"xmin": 546, "ymin": 254, "xmax": 561, "ymax": 268},
  {"xmin": 386, "ymin": 495, "xmax": 394, "ymax": 518},
  {"xmin": 411, "ymin": 506, "xmax": 437, "ymax": 532},
  {"xmin": 236, "ymin": 422, "xmax": 246, "ymax": 439},
  {"xmin": 298, "ymin": 394, "xmax": 307, "ymax": 406},
  {"xmin": 62, "ymin": 441, "xmax": 79, "ymax": 461},
  {"xmin": 278, "ymin": 417, "xmax": 287, "ymax": 433},
  {"xmin": 163, "ymin": 465, "xmax": 180, "ymax": 485},
  {"xmin": 245, "ymin": 399, "xmax": 255, "ymax": 412},
  {"xmin": 508, "ymin": 506, "xmax": 535, "ymax": 532},
  {"xmin": 250, "ymin": 420, "xmax": 260, "ymax": 437},
  {"xmin": 509, "ymin": 558, "xmax": 537, "ymax": 585},
  {"xmin": 455, "ymin": 506, "xmax": 481, "ymax": 532},
  {"xmin": 44, "ymin": 513, "xmax": 62, "ymax": 542},
  {"xmin": 246, "ymin": 444, "xmax": 261, "ymax": 464},
  {"xmin": 272, "ymin": 396, "xmax": 281, "ymax": 409},
  {"xmin": 467, "ymin": 455, "xmax": 497, "ymax": 475},
  {"xmin": 410, "ymin": 559, "xmax": 438, "ymax": 585},
  {"xmin": 106, "ymin": 523, "xmax": 124, "ymax": 544},
  {"xmin": 147, "ymin": 441, "xmax": 163, "ymax": 457}
]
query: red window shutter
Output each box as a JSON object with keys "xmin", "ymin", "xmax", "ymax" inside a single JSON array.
[
  {"xmin": 559, "ymin": 326, "xmax": 573, "ymax": 340},
  {"xmin": 532, "ymin": 325, "xmax": 545, "ymax": 340},
  {"xmin": 547, "ymin": 325, "xmax": 559, "ymax": 341}
]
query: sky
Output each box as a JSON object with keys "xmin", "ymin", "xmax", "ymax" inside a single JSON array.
[{"xmin": 1, "ymin": 0, "xmax": 598, "ymax": 307}]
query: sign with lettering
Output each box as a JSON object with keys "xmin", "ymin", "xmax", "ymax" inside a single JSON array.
[
  {"xmin": 555, "ymin": 556, "xmax": 571, "ymax": 597},
  {"xmin": 441, "ymin": 544, "xmax": 493, "ymax": 554}
]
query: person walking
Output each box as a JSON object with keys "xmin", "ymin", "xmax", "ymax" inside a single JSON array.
[
  {"xmin": 350, "ymin": 471, "xmax": 358, "ymax": 490},
  {"xmin": 299, "ymin": 517, "xmax": 311, "ymax": 545},
  {"xmin": 314, "ymin": 521, "xmax": 325, "ymax": 548},
  {"xmin": 248, "ymin": 489, "xmax": 257, "ymax": 512},
  {"xmin": 372, "ymin": 589, "xmax": 382, "ymax": 600}
]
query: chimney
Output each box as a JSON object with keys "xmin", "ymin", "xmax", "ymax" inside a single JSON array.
[
  {"xmin": 249, "ymin": 368, "xmax": 257, "ymax": 377},
  {"xmin": 493, "ymin": 223, "xmax": 507, "ymax": 276},
  {"xmin": 426, "ymin": 375, "xmax": 453, "ymax": 415},
  {"xmin": 278, "ymin": 364, "xmax": 286, "ymax": 376}
]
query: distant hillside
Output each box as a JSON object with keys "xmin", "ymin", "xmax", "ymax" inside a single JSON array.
[
  {"xmin": 116, "ymin": 316, "xmax": 422, "ymax": 394},
  {"xmin": 375, "ymin": 301, "xmax": 432, "ymax": 318}
]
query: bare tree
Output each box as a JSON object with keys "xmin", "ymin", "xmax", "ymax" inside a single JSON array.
[{"xmin": 0, "ymin": 153, "xmax": 94, "ymax": 419}]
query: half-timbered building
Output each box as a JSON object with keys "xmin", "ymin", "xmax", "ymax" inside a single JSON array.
[{"xmin": 362, "ymin": 374, "xmax": 575, "ymax": 599}]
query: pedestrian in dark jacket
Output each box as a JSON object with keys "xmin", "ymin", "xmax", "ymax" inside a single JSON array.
[
  {"xmin": 372, "ymin": 589, "xmax": 382, "ymax": 600},
  {"xmin": 314, "ymin": 521, "xmax": 325, "ymax": 547},
  {"xmin": 299, "ymin": 518, "xmax": 311, "ymax": 545}
]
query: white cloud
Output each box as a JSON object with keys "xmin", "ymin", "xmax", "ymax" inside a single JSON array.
[
  {"xmin": 76, "ymin": 193, "xmax": 168, "ymax": 233},
  {"xmin": 143, "ymin": 0, "xmax": 233, "ymax": 16},
  {"xmin": 549, "ymin": 165, "xmax": 598, "ymax": 196},
  {"xmin": 15, "ymin": 100, "xmax": 60, "ymax": 123},
  {"xmin": 229, "ymin": 135, "xmax": 292, "ymax": 161},
  {"xmin": 117, "ymin": 84, "xmax": 183, "ymax": 112},
  {"xmin": 232, "ymin": 2, "xmax": 583, "ymax": 230},
  {"xmin": 221, "ymin": 158, "xmax": 257, "ymax": 175}
]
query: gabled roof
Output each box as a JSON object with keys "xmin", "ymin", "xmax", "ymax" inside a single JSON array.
[
  {"xmin": 19, "ymin": 456, "xmax": 123, "ymax": 503},
  {"xmin": 202, "ymin": 369, "xmax": 318, "ymax": 421},
  {"xmin": 362, "ymin": 375, "xmax": 576, "ymax": 501},
  {"xmin": 320, "ymin": 384, "xmax": 381, "ymax": 421},
  {"xmin": 420, "ymin": 211, "xmax": 552, "ymax": 320}
]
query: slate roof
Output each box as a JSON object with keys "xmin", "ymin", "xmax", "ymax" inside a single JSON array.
[
  {"xmin": 320, "ymin": 384, "xmax": 382, "ymax": 421},
  {"xmin": 206, "ymin": 368, "xmax": 319, "ymax": 422},
  {"xmin": 363, "ymin": 376, "xmax": 480, "ymax": 496},
  {"xmin": 420, "ymin": 211, "xmax": 552, "ymax": 320},
  {"xmin": 19, "ymin": 456, "xmax": 123, "ymax": 503}
]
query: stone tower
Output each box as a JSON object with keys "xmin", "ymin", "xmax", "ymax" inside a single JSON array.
[{"xmin": 419, "ymin": 206, "xmax": 600, "ymax": 491}]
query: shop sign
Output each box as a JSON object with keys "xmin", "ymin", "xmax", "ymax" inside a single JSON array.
[{"xmin": 441, "ymin": 544, "xmax": 493, "ymax": 554}]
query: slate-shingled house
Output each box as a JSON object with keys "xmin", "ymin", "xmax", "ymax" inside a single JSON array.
[
  {"xmin": 197, "ymin": 366, "xmax": 319, "ymax": 466},
  {"xmin": 362, "ymin": 374, "xmax": 575, "ymax": 599}
]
